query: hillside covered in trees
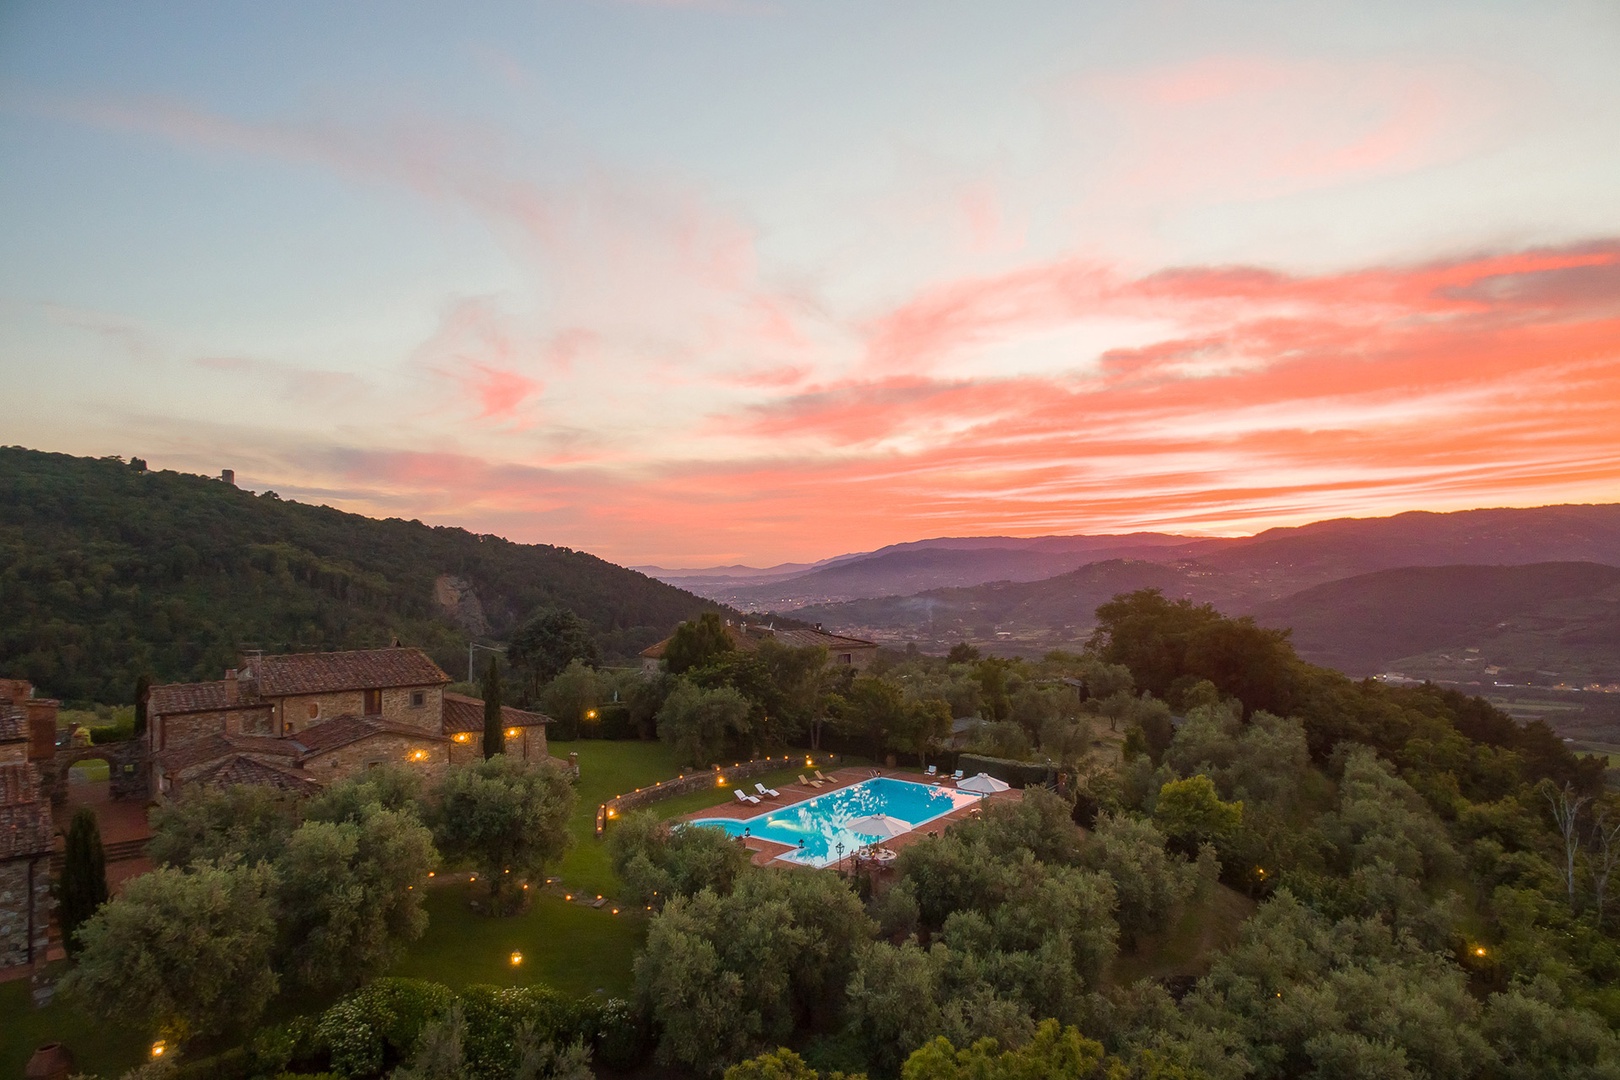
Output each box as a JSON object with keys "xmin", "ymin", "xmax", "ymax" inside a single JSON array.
[{"xmin": 0, "ymin": 446, "xmax": 718, "ymax": 703}]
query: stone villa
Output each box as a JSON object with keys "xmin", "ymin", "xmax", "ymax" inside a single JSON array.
[
  {"xmin": 640, "ymin": 620, "xmax": 879, "ymax": 676},
  {"xmin": 147, "ymin": 647, "xmax": 551, "ymax": 798}
]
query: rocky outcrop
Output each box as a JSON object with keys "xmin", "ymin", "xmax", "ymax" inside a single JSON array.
[{"xmin": 433, "ymin": 575, "xmax": 491, "ymax": 637}]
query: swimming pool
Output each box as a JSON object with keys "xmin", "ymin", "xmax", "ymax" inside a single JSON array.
[{"xmin": 689, "ymin": 776, "xmax": 983, "ymax": 868}]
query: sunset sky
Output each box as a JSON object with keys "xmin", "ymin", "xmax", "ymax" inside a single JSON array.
[{"xmin": 2, "ymin": 1, "xmax": 1618, "ymax": 566}]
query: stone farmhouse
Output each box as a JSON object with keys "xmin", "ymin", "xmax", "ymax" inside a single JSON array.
[
  {"xmin": 1, "ymin": 689, "xmax": 53, "ymax": 973},
  {"xmin": 147, "ymin": 647, "xmax": 550, "ymax": 798},
  {"xmin": 640, "ymin": 619, "xmax": 878, "ymax": 675}
]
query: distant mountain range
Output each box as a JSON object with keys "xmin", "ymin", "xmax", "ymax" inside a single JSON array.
[
  {"xmin": 649, "ymin": 506, "xmax": 1620, "ymax": 611},
  {"xmin": 652, "ymin": 505, "xmax": 1620, "ymax": 684}
]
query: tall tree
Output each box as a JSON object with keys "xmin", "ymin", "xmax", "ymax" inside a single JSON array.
[
  {"xmin": 58, "ymin": 806, "xmax": 108, "ymax": 956},
  {"xmin": 656, "ymin": 680, "xmax": 752, "ymax": 767},
  {"xmin": 482, "ymin": 654, "xmax": 504, "ymax": 760},
  {"xmin": 661, "ymin": 612, "xmax": 734, "ymax": 675},
  {"xmin": 507, "ymin": 606, "xmax": 600, "ymax": 701},
  {"xmin": 430, "ymin": 756, "xmax": 575, "ymax": 913},
  {"xmin": 1543, "ymin": 780, "xmax": 1590, "ymax": 911}
]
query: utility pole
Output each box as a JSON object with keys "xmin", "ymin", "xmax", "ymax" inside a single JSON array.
[{"xmin": 468, "ymin": 642, "xmax": 507, "ymax": 683}]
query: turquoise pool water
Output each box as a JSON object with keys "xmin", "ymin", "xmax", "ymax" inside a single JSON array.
[{"xmin": 690, "ymin": 776, "xmax": 982, "ymax": 867}]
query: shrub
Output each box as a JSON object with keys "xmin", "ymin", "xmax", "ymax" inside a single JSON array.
[{"xmin": 315, "ymin": 978, "xmax": 456, "ymax": 1077}]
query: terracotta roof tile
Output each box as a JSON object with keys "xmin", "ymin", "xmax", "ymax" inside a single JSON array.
[
  {"xmin": 255, "ymin": 648, "xmax": 450, "ymax": 696},
  {"xmin": 0, "ymin": 705, "xmax": 25, "ymax": 743},
  {"xmin": 292, "ymin": 714, "xmax": 447, "ymax": 756},
  {"xmin": 441, "ymin": 693, "xmax": 551, "ymax": 734},
  {"xmin": 157, "ymin": 733, "xmax": 298, "ymax": 775},
  {"xmin": 0, "ymin": 762, "xmax": 51, "ymax": 859},
  {"xmin": 148, "ymin": 680, "xmax": 244, "ymax": 715},
  {"xmin": 190, "ymin": 756, "xmax": 322, "ymax": 794}
]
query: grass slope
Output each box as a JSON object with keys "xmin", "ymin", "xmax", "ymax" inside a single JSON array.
[{"xmin": 1254, "ymin": 562, "xmax": 1620, "ymax": 680}]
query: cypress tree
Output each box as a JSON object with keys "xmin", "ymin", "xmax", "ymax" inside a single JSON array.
[
  {"xmin": 482, "ymin": 655, "xmax": 504, "ymax": 760},
  {"xmin": 59, "ymin": 806, "xmax": 108, "ymax": 956},
  {"xmin": 134, "ymin": 673, "xmax": 151, "ymax": 738}
]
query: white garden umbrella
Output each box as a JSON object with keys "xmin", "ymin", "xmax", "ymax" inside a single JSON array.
[
  {"xmin": 845, "ymin": 814, "xmax": 910, "ymax": 841},
  {"xmin": 957, "ymin": 772, "xmax": 1011, "ymax": 794}
]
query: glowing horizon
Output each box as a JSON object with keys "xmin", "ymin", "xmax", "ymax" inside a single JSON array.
[{"xmin": 3, "ymin": 3, "xmax": 1618, "ymax": 566}]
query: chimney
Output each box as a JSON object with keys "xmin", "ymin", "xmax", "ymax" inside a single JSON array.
[
  {"xmin": 221, "ymin": 469, "xmax": 235, "ymax": 486},
  {"xmin": 25, "ymin": 699, "xmax": 58, "ymax": 761}
]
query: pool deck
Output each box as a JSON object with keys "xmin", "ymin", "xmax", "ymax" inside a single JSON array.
[{"xmin": 675, "ymin": 767, "xmax": 1022, "ymax": 871}]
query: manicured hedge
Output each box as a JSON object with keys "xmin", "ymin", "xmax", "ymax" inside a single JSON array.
[{"xmin": 955, "ymin": 753, "xmax": 1055, "ymax": 789}]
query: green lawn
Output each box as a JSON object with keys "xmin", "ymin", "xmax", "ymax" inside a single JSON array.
[
  {"xmin": 0, "ymin": 974, "xmax": 149, "ymax": 1080},
  {"xmin": 389, "ymin": 886, "xmax": 646, "ymax": 998},
  {"xmin": 552, "ymin": 739, "xmax": 683, "ymax": 896}
]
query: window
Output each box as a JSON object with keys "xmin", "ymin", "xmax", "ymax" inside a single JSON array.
[
  {"xmin": 364, "ymin": 689, "xmax": 382, "ymax": 715},
  {"xmin": 306, "ymin": 702, "xmax": 320, "ymax": 720},
  {"xmin": 839, "ymin": 653, "xmax": 852, "ymax": 664},
  {"xmin": 410, "ymin": 691, "xmax": 425, "ymax": 708}
]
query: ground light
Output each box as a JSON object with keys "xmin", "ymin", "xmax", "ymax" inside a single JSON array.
[{"xmin": 150, "ymin": 1042, "xmax": 166, "ymax": 1059}]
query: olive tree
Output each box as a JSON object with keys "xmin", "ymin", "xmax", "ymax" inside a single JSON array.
[
  {"xmin": 430, "ymin": 756, "xmax": 575, "ymax": 913},
  {"xmin": 274, "ymin": 803, "xmax": 437, "ymax": 992},
  {"xmin": 64, "ymin": 861, "xmax": 278, "ymax": 1043}
]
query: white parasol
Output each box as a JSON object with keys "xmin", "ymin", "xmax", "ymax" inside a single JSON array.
[
  {"xmin": 845, "ymin": 814, "xmax": 911, "ymax": 841},
  {"xmin": 957, "ymin": 772, "xmax": 1011, "ymax": 794}
]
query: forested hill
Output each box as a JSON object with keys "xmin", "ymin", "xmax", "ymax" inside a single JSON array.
[{"xmin": 0, "ymin": 446, "xmax": 719, "ymax": 704}]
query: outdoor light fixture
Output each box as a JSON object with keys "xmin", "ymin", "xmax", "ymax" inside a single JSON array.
[
  {"xmin": 586, "ymin": 709, "xmax": 597, "ymax": 719},
  {"xmin": 506, "ymin": 727, "xmax": 519, "ymax": 737},
  {"xmin": 1474, "ymin": 946, "xmax": 1488, "ymax": 957},
  {"xmin": 510, "ymin": 951, "xmax": 523, "ymax": 966},
  {"xmin": 151, "ymin": 1042, "xmax": 166, "ymax": 1059}
]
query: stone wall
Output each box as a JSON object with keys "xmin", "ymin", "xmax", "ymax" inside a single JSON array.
[
  {"xmin": 302, "ymin": 731, "xmax": 449, "ymax": 783},
  {"xmin": 275, "ymin": 686, "xmax": 442, "ymax": 736},
  {"xmin": 155, "ymin": 708, "xmax": 234, "ymax": 750},
  {"xmin": 0, "ymin": 855, "xmax": 50, "ymax": 970},
  {"xmin": 447, "ymin": 725, "xmax": 550, "ymax": 765},
  {"xmin": 51, "ymin": 741, "xmax": 149, "ymax": 802},
  {"xmin": 596, "ymin": 753, "xmax": 824, "ymax": 835}
]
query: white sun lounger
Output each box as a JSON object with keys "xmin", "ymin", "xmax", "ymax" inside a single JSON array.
[
  {"xmin": 951, "ymin": 769, "xmax": 965, "ymax": 782},
  {"xmin": 735, "ymin": 789, "xmax": 760, "ymax": 805},
  {"xmin": 756, "ymin": 782, "xmax": 780, "ymax": 798}
]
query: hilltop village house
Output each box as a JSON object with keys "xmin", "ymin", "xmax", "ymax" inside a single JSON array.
[
  {"xmin": 640, "ymin": 619, "xmax": 879, "ymax": 676},
  {"xmin": 1, "ymin": 681, "xmax": 55, "ymax": 973},
  {"xmin": 147, "ymin": 647, "xmax": 551, "ymax": 798}
]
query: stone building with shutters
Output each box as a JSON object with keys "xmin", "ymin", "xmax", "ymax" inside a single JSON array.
[{"xmin": 147, "ymin": 647, "xmax": 550, "ymax": 798}]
